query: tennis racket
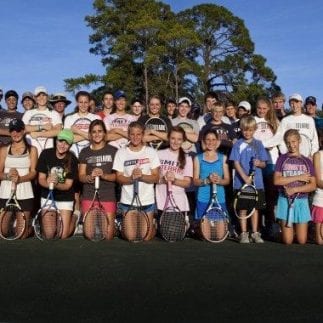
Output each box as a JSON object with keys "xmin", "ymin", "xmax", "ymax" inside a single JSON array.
[
  {"xmin": 233, "ymin": 164, "xmax": 258, "ymax": 220},
  {"xmin": 200, "ymin": 183, "xmax": 229, "ymax": 243},
  {"xmin": 254, "ymin": 121, "xmax": 274, "ymax": 141},
  {"xmin": 177, "ymin": 122, "xmax": 194, "ymax": 151},
  {"xmin": 0, "ymin": 182, "xmax": 26, "ymax": 240},
  {"xmin": 83, "ymin": 176, "xmax": 108, "ymax": 241},
  {"xmin": 144, "ymin": 117, "xmax": 168, "ymax": 150},
  {"xmin": 32, "ymin": 181, "xmax": 62, "ymax": 241},
  {"xmin": 72, "ymin": 117, "xmax": 92, "ymax": 157},
  {"xmin": 121, "ymin": 180, "xmax": 149, "ymax": 242},
  {"xmin": 299, "ymin": 133, "xmax": 312, "ymax": 157},
  {"xmin": 159, "ymin": 181, "xmax": 187, "ymax": 242},
  {"xmin": 281, "ymin": 156, "xmax": 310, "ymax": 227}
]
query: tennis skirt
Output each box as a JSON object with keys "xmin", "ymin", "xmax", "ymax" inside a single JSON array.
[
  {"xmin": 81, "ymin": 200, "xmax": 116, "ymax": 214},
  {"xmin": 40, "ymin": 198, "xmax": 74, "ymax": 212},
  {"xmin": 311, "ymin": 205, "xmax": 323, "ymax": 224},
  {"xmin": 276, "ymin": 195, "xmax": 311, "ymax": 224},
  {"xmin": 0, "ymin": 198, "xmax": 34, "ymax": 212}
]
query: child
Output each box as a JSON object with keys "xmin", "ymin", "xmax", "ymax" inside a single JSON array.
[
  {"xmin": 193, "ymin": 130, "xmax": 230, "ymax": 221},
  {"xmin": 273, "ymin": 129, "xmax": 316, "ymax": 245},
  {"xmin": 229, "ymin": 116, "xmax": 268, "ymax": 243}
]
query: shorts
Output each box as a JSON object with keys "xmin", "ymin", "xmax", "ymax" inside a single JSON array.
[
  {"xmin": 195, "ymin": 200, "xmax": 227, "ymax": 220},
  {"xmin": 276, "ymin": 195, "xmax": 311, "ymax": 224},
  {"xmin": 81, "ymin": 200, "xmax": 116, "ymax": 214},
  {"xmin": 41, "ymin": 198, "xmax": 74, "ymax": 211},
  {"xmin": 0, "ymin": 198, "xmax": 34, "ymax": 212},
  {"xmin": 233, "ymin": 189, "xmax": 266, "ymax": 210},
  {"xmin": 311, "ymin": 205, "xmax": 323, "ymax": 223},
  {"xmin": 118, "ymin": 203, "xmax": 155, "ymax": 214}
]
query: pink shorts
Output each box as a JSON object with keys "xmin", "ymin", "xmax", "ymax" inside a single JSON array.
[
  {"xmin": 81, "ymin": 200, "xmax": 117, "ymax": 214},
  {"xmin": 312, "ymin": 206, "xmax": 323, "ymax": 223}
]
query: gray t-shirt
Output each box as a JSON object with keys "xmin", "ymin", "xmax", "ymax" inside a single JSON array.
[
  {"xmin": 79, "ymin": 143, "xmax": 118, "ymax": 201},
  {"xmin": 0, "ymin": 110, "xmax": 23, "ymax": 145}
]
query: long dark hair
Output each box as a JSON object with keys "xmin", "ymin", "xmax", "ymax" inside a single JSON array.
[{"xmin": 169, "ymin": 126, "xmax": 187, "ymax": 170}]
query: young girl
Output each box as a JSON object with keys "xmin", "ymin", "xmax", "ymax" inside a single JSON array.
[
  {"xmin": 254, "ymin": 97, "xmax": 280, "ymax": 237},
  {"xmin": 311, "ymin": 129, "xmax": 323, "ymax": 244},
  {"xmin": 0, "ymin": 119, "xmax": 37, "ymax": 238},
  {"xmin": 36, "ymin": 129, "xmax": 79, "ymax": 239},
  {"xmin": 273, "ymin": 129, "xmax": 316, "ymax": 245},
  {"xmin": 113, "ymin": 121, "xmax": 160, "ymax": 240},
  {"xmin": 156, "ymin": 127, "xmax": 193, "ymax": 229},
  {"xmin": 79, "ymin": 120, "xmax": 117, "ymax": 240},
  {"xmin": 193, "ymin": 130, "xmax": 230, "ymax": 222},
  {"xmin": 229, "ymin": 116, "xmax": 268, "ymax": 243}
]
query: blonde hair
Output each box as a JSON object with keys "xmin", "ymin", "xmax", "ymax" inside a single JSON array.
[
  {"xmin": 210, "ymin": 101, "xmax": 225, "ymax": 113},
  {"xmin": 256, "ymin": 97, "xmax": 279, "ymax": 133},
  {"xmin": 284, "ymin": 129, "xmax": 301, "ymax": 143},
  {"xmin": 240, "ymin": 116, "xmax": 256, "ymax": 130}
]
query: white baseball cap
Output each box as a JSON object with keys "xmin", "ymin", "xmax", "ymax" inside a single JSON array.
[
  {"xmin": 289, "ymin": 93, "xmax": 303, "ymax": 102},
  {"xmin": 178, "ymin": 97, "xmax": 192, "ymax": 106},
  {"xmin": 238, "ymin": 101, "xmax": 251, "ymax": 111},
  {"xmin": 34, "ymin": 86, "xmax": 48, "ymax": 96}
]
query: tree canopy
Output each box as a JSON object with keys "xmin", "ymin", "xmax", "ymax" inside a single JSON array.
[{"xmin": 64, "ymin": 0, "xmax": 280, "ymax": 106}]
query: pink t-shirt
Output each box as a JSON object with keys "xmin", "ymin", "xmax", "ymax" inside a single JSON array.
[{"xmin": 156, "ymin": 148, "xmax": 193, "ymax": 211}]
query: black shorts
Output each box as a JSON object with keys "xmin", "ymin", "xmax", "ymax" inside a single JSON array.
[
  {"xmin": 0, "ymin": 198, "xmax": 34, "ymax": 212},
  {"xmin": 233, "ymin": 189, "xmax": 266, "ymax": 210}
]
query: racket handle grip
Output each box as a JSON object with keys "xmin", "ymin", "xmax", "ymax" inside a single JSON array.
[
  {"xmin": 95, "ymin": 176, "xmax": 100, "ymax": 190},
  {"xmin": 212, "ymin": 183, "xmax": 217, "ymax": 194},
  {"xmin": 49, "ymin": 182, "xmax": 54, "ymax": 190}
]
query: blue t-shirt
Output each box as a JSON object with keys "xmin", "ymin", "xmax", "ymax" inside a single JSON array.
[
  {"xmin": 229, "ymin": 138, "xmax": 268, "ymax": 189},
  {"xmin": 196, "ymin": 152, "xmax": 226, "ymax": 204}
]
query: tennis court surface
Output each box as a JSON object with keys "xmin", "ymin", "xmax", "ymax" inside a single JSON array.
[{"xmin": 1, "ymin": 237, "xmax": 323, "ymax": 322}]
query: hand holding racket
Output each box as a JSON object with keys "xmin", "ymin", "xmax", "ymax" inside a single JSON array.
[
  {"xmin": 0, "ymin": 181, "xmax": 26, "ymax": 240},
  {"xmin": 200, "ymin": 183, "xmax": 229, "ymax": 243},
  {"xmin": 32, "ymin": 173, "xmax": 62, "ymax": 241},
  {"xmin": 159, "ymin": 181, "xmax": 187, "ymax": 242},
  {"xmin": 121, "ymin": 179, "xmax": 149, "ymax": 242},
  {"xmin": 83, "ymin": 176, "xmax": 108, "ymax": 241}
]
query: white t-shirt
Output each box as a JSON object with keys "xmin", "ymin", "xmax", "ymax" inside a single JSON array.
[
  {"xmin": 103, "ymin": 113, "xmax": 136, "ymax": 148},
  {"xmin": 23, "ymin": 108, "xmax": 62, "ymax": 156},
  {"xmin": 64, "ymin": 112, "xmax": 101, "ymax": 158},
  {"xmin": 254, "ymin": 116, "xmax": 279, "ymax": 164},
  {"xmin": 156, "ymin": 148, "xmax": 193, "ymax": 211},
  {"xmin": 113, "ymin": 145, "xmax": 160, "ymax": 205},
  {"xmin": 263, "ymin": 114, "xmax": 319, "ymax": 157}
]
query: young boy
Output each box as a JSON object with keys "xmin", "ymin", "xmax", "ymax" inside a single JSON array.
[{"xmin": 229, "ymin": 116, "xmax": 268, "ymax": 243}]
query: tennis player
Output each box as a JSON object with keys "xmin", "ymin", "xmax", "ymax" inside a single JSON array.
[
  {"xmin": 0, "ymin": 119, "xmax": 37, "ymax": 238},
  {"xmin": 229, "ymin": 116, "xmax": 268, "ymax": 243},
  {"xmin": 274, "ymin": 129, "xmax": 316, "ymax": 245},
  {"xmin": 36, "ymin": 129, "xmax": 79, "ymax": 239},
  {"xmin": 156, "ymin": 126, "xmax": 193, "ymax": 221},
  {"xmin": 113, "ymin": 121, "xmax": 160, "ymax": 240},
  {"xmin": 79, "ymin": 120, "xmax": 117, "ymax": 240}
]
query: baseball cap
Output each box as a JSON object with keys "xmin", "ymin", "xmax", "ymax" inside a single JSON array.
[
  {"xmin": 305, "ymin": 96, "xmax": 316, "ymax": 105},
  {"xmin": 34, "ymin": 86, "xmax": 48, "ymax": 97},
  {"xmin": 5, "ymin": 90, "xmax": 19, "ymax": 101},
  {"xmin": 114, "ymin": 90, "xmax": 126, "ymax": 100},
  {"xmin": 289, "ymin": 93, "xmax": 303, "ymax": 102},
  {"xmin": 178, "ymin": 97, "xmax": 192, "ymax": 106},
  {"xmin": 238, "ymin": 101, "xmax": 251, "ymax": 111},
  {"xmin": 57, "ymin": 129, "xmax": 74, "ymax": 145},
  {"xmin": 21, "ymin": 91, "xmax": 35, "ymax": 103},
  {"xmin": 9, "ymin": 119, "xmax": 25, "ymax": 132}
]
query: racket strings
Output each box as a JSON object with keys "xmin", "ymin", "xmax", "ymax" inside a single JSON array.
[
  {"xmin": 37, "ymin": 209, "xmax": 62, "ymax": 240},
  {"xmin": 160, "ymin": 211, "xmax": 186, "ymax": 242},
  {"xmin": 122, "ymin": 209, "xmax": 148, "ymax": 242},
  {"xmin": 84, "ymin": 206, "xmax": 108, "ymax": 241},
  {"xmin": 0, "ymin": 207, "xmax": 25, "ymax": 240}
]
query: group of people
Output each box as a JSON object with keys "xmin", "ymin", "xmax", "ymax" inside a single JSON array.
[{"xmin": 0, "ymin": 86, "xmax": 322, "ymax": 244}]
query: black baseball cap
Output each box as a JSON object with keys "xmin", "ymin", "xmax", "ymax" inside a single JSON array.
[
  {"xmin": 9, "ymin": 119, "xmax": 25, "ymax": 132},
  {"xmin": 305, "ymin": 96, "xmax": 316, "ymax": 105},
  {"xmin": 5, "ymin": 90, "xmax": 19, "ymax": 101}
]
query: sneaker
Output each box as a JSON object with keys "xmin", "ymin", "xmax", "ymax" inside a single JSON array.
[
  {"xmin": 250, "ymin": 232, "xmax": 264, "ymax": 243},
  {"xmin": 239, "ymin": 232, "xmax": 250, "ymax": 244}
]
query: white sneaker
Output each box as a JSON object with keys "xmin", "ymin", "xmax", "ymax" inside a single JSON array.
[
  {"xmin": 239, "ymin": 232, "xmax": 250, "ymax": 244},
  {"xmin": 250, "ymin": 232, "xmax": 264, "ymax": 243}
]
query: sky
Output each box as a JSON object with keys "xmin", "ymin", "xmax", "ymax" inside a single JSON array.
[{"xmin": 1, "ymin": 0, "xmax": 323, "ymax": 113}]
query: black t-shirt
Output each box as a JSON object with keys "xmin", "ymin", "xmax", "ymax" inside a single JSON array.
[
  {"xmin": 79, "ymin": 143, "xmax": 117, "ymax": 201},
  {"xmin": 36, "ymin": 148, "xmax": 79, "ymax": 201}
]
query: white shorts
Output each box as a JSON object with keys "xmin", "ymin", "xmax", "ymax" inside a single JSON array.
[{"xmin": 41, "ymin": 198, "xmax": 74, "ymax": 211}]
